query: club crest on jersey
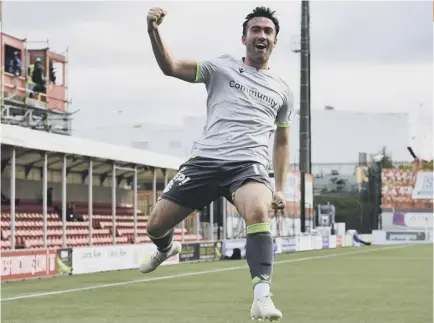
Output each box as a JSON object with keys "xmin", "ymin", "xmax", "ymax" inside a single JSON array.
[{"xmin": 229, "ymin": 80, "xmax": 278, "ymax": 109}]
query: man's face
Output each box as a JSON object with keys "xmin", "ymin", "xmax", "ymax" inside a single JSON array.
[{"xmin": 242, "ymin": 17, "xmax": 277, "ymax": 65}]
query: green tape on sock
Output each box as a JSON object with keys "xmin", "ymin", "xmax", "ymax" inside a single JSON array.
[{"xmin": 247, "ymin": 222, "xmax": 270, "ymax": 234}]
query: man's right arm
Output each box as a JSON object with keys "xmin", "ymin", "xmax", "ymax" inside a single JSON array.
[{"xmin": 148, "ymin": 29, "xmax": 198, "ymax": 83}]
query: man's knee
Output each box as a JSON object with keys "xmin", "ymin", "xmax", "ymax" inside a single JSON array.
[{"xmin": 245, "ymin": 201, "xmax": 270, "ymax": 224}]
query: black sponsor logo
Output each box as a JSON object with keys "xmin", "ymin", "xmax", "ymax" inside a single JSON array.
[
  {"xmin": 180, "ymin": 242, "xmax": 219, "ymax": 262},
  {"xmin": 81, "ymin": 249, "xmax": 102, "ymax": 260},
  {"xmin": 229, "ymin": 80, "xmax": 278, "ymax": 109},
  {"xmin": 199, "ymin": 242, "xmax": 216, "ymax": 260},
  {"xmin": 108, "ymin": 248, "xmax": 127, "ymax": 258},
  {"xmin": 386, "ymin": 231, "xmax": 427, "ymax": 241},
  {"xmin": 179, "ymin": 243, "xmax": 200, "ymax": 262}
]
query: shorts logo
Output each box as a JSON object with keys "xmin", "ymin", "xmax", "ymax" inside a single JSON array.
[{"xmin": 163, "ymin": 167, "xmax": 191, "ymax": 193}]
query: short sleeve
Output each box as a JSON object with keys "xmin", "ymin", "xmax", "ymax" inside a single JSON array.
[
  {"xmin": 275, "ymin": 88, "xmax": 294, "ymax": 128},
  {"xmin": 194, "ymin": 54, "xmax": 230, "ymax": 84}
]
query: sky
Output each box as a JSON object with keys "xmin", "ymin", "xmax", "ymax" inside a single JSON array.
[{"xmin": 2, "ymin": 0, "xmax": 433, "ymax": 158}]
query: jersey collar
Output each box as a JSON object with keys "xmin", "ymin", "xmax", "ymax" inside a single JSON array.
[{"xmin": 241, "ymin": 57, "xmax": 270, "ymax": 72}]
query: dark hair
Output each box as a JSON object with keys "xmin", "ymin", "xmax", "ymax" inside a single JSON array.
[{"xmin": 242, "ymin": 6, "xmax": 280, "ymax": 37}]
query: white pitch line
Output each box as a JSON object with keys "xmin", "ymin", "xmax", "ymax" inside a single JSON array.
[
  {"xmin": 344, "ymin": 256, "xmax": 430, "ymax": 261},
  {"xmin": 1, "ymin": 245, "xmax": 408, "ymax": 302}
]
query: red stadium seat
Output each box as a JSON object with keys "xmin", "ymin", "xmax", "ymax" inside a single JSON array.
[{"xmin": 2, "ymin": 200, "xmax": 203, "ymax": 249}]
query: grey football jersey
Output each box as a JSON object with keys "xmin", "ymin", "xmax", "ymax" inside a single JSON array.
[{"xmin": 191, "ymin": 54, "xmax": 294, "ymax": 168}]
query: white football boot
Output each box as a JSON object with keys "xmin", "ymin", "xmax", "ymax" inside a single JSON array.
[
  {"xmin": 250, "ymin": 293, "xmax": 283, "ymax": 322},
  {"xmin": 138, "ymin": 241, "xmax": 182, "ymax": 274}
]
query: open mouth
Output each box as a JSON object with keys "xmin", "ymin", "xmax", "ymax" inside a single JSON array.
[{"xmin": 255, "ymin": 43, "xmax": 267, "ymax": 50}]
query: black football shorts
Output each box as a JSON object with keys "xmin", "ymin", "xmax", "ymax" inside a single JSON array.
[{"xmin": 160, "ymin": 156, "xmax": 273, "ymax": 210}]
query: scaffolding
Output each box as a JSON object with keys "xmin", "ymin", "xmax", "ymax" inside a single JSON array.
[{"xmin": 1, "ymin": 32, "xmax": 74, "ymax": 135}]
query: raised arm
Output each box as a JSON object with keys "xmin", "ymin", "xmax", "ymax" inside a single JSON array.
[{"xmin": 147, "ymin": 8, "xmax": 197, "ymax": 83}]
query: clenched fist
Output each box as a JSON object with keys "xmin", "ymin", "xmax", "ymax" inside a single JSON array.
[
  {"xmin": 272, "ymin": 191, "xmax": 285, "ymax": 210},
  {"xmin": 147, "ymin": 7, "xmax": 167, "ymax": 31}
]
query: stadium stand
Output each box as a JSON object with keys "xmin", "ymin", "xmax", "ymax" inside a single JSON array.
[
  {"xmin": 1, "ymin": 31, "xmax": 203, "ymax": 252},
  {"xmin": 1, "ymin": 124, "xmax": 202, "ymax": 250}
]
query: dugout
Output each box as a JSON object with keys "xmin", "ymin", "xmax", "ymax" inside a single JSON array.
[{"xmin": 0, "ymin": 123, "xmax": 183, "ymax": 248}]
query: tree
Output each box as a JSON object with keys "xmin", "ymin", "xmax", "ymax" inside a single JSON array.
[
  {"xmin": 422, "ymin": 160, "xmax": 433, "ymax": 170},
  {"xmin": 376, "ymin": 146, "xmax": 394, "ymax": 169}
]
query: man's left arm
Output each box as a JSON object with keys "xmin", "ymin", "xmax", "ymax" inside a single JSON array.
[
  {"xmin": 273, "ymin": 126, "xmax": 290, "ymax": 194},
  {"xmin": 272, "ymin": 90, "xmax": 294, "ymax": 208}
]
